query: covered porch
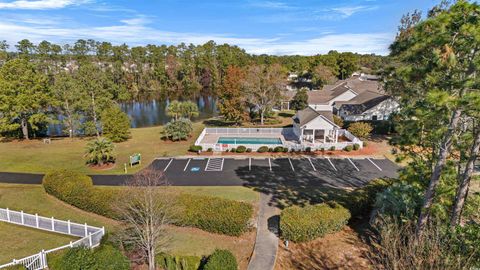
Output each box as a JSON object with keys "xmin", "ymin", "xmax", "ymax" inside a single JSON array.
[{"xmin": 300, "ymin": 128, "xmax": 339, "ymax": 144}]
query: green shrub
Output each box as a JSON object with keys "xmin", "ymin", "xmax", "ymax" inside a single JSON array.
[
  {"xmin": 305, "ymin": 147, "xmax": 311, "ymax": 152},
  {"xmin": 85, "ymin": 137, "xmax": 116, "ymax": 165},
  {"xmin": 43, "ymin": 170, "xmax": 95, "ymax": 211},
  {"xmin": 43, "ymin": 170, "xmax": 253, "ymax": 236},
  {"xmin": 207, "ymin": 148, "xmax": 213, "ymax": 152},
  {"xmin": 257, "ymin": 146, "xmax": 269, "ymax": 153},
  {"xmin": 363, "ymin": 141, "xmax": 368, "ymax": 147},
  {"xmin": 374, "ymin": 182, "xmax": 423, "ymax": 220},
  {"xmin": 204, "ymin": 249, "xmax": 238, "ymax": 270},
  {"xmin": 93, "ymin": 245, "xmax": 130, "ymax": 270},
  {"xmin": 246, "ymin": 148, "xmax": 252, "ymax": 153},
  {"xmin": 268, "ymin": 147, "xmax": 273, "ymax": 152},
  {"xmin": 274, "ymin": 146, "xmax": 284, "ymax": 152},
  {"xmin": 177, "ymin": 194, "xmax": 253, "ymax": 236},
  {"xmin": 48, "ymin": 245, "xmax": 129, "ymax": 270},
  {"xmin": 344, "ymin": 145, "xmax": 353, "ymax": 152},
  {"xmin": 330, "ymin": 146, "xmax": 336, "ymax": 151},
  {"xmin": 353, "ymin": 144, "xmax": 360, "ymax": 150},
  {"xmin": 162, "ymin": 118, "xmax": 193, "ymax": 141},
  {"xmin": 347, "ymin": 122, "xmax": 373, "ymax": 139},
  {"xmin": 189, "ymin": 145, "xmax": 202, "ymax": 152},
  {"xmin": 282, "ymin": 147, "xmax": 289, "ymax": 153},
  {"xmin": 345, "ymin": 178, "xmax": 394, "ymax": 218},
  {"xmin": 3, "ymin": 265, "xmax": 26, "ymax": 270},
  {"xmin": 157, "ymin": 253, "xmax": 202, "ymax": 270},
  {"xmin": 230, "ymin": 147, "xmax": 236, "ymax": 152},
  {"xmin": 280, "ymin": 202, "xmax": 350, "ymax": 243},
  {"xmin": 236, "ymin": 146, "xmax": 247, "ymax": 153}
]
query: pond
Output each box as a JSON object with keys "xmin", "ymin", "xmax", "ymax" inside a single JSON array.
[{"xmin": 47, "ymin": 96, "xmax": 217, "ymax": 136}]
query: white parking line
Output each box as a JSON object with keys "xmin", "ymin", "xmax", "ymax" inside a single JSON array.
[
  {"xmin": 249, "ymin": 158, "xmax": 251, "ymax": 171},
  {"xmin": 288, "ymin": 158, "xmax": 295, "ymax": 171},
  {"xmin": 220, "ymin": 158, "xmax": 224, "ymax": 171},
  {"xmin": 268, "ymin": 158, "xmax": 272, "ymax": 171},
  {"xmin": 163, "ymin": 158, "xmax": 173, "ymax": 172},
  {"xmin": 183, "ymin": 159, "xmax": 191, "ymax": 171},
  {"xmin": 367, "ymin": 158, "xmax": 383, "ymax": 171},
  {"xmin": 308, "ymin": 157, "xmax": 317, "ymax": 171},
  {"xmin": 326, "ymin": 157, "xmax": 337, "ymax": 171},
  {"xmin": 347, "ymin": 158, "xmax": 360, "ymax": 171},
  {"xmin": 205, "ymin": 158, "xmax": 211, "ymax": 171}
]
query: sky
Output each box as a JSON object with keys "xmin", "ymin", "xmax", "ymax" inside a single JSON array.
[{"xmin": 0, "ymin": 0, "xmax": 439, "ymax": 55}]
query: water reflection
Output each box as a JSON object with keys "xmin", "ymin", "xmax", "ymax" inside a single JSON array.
[{"xmin": 47, "ymin": 96, "xmax": 217, "ymax": 136}]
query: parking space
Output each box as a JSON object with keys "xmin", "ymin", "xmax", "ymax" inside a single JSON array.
[{"xmin": 88, "ymin": 157, "xmax": 400, "ymax": 188}]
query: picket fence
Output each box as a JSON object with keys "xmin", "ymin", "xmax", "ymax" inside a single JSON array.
[{"xmin": 0, "ymin": 208, "xmax": 105, "ymax": 270}]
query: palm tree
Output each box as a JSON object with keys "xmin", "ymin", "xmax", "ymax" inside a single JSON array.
[
  {"xmin": 85, "ymin": 137, "xmax": 116, "ymax": 165},
  {"xmin": 166, "ymin": 100, "xmax": 183, "ymax": 121},
  {"xmin": 181, "ymin": 101, "xmax": 199, "ymax": 120}
]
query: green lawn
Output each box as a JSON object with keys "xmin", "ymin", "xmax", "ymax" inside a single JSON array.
[
  {"xmin": 0, "ymin": 184, "xmax": 258, "ymax": 264},
  {"xmin": 0, "ymin": 122, "xmax": 204, "ymax": 174}
]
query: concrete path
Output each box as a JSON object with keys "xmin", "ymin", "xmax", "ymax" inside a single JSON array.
[{"xmin": 248, "ymin": 193, "xmax": 280, "ymax": 270}]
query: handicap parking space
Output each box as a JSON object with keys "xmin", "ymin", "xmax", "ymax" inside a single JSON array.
[{"xmin": 188, "ymin": 158, "xmax": 208, "ymax": 172}]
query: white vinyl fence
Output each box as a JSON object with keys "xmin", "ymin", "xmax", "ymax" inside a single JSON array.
[{"xmin": 0, "ymin": 208, "xmax": 105, "ymax": 270}]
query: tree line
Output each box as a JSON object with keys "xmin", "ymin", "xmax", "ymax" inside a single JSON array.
[{"xmin": 0, "ymin": 39, "xmax": 384, "ymax": 139}]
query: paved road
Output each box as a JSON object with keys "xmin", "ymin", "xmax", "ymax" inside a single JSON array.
[{"xmin": 0, "ymin": 157, "xmax": 398, "ymax": 188}]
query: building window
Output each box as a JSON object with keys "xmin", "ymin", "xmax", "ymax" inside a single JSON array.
[{"xmin": 372, "ymin": 115, "xmax": 378, "ymax": 121}]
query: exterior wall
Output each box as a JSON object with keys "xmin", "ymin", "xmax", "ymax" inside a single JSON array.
[
  {"xmin": 302, "ymin": 116, "xmax": 336, "ymax": 131},
  {"xmin": 328, "ymin": 89, "xmax": 357, "ymax": 105},
  {"xmin": 308, "ymin": 104, "xmax": 332, "ymax": 111},
  {"xmin": 339, "ymin": 98, "xmax": 400, "ymax": 122}
]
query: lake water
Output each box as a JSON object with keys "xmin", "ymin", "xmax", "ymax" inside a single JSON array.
[{"xmin": 47, "ymin": 96, "xmax": 217, "ymax": 136}]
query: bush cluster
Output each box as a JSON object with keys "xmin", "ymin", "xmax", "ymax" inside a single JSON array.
[
  {"xmin": 42, "ymin": 170, "xmax": 253, "ymax": 236},
  {"xmin": 47, "ymin": 245, "xmax": 129, "ymax": 270},
  {"xmin": 280, "ymin": 202, "xmax": 350, "ymax": 243},
  {"xmin": 204, "ymin": 249, "xmax": 238, "ymax": 270},
  {"xmin": 343, "ymin": 145, "xmax": 353, "ymax": 152},
  {"xmin": 345, "ymin": 178, "xmax": 393, "ymax": 218},
  {"xmin": 236, "ymin": 145, "xmax": 246, "ymax": 153},
  {"xmin": 156, "ymin": 253, "xmax": 203, "ymax": 270},
  {"xmin": 189, "ymin": 145, "xmax": 202, "ymax": 152},
  {"xmin": 177, "ymin": 194, "xmax": 253, "ymax": 236},
  {"xmin": 257, "ymin": 146, "xmax": 269, "ymax": 153}
]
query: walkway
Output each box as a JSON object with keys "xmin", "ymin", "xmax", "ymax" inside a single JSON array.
[{"xmin": 248, "ymin": 193, "xmax": 280, "ymax": 270}]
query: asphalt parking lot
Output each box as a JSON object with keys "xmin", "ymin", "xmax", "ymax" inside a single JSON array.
[
  {"xmin": 141, "ymin": 157, "xmax": 399, "ymax": 188},
  {"xmin": 0, "ymin": 157, "xmax": 399, "ymax": 189}
]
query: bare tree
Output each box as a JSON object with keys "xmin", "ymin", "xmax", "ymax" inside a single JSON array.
[
  {"xmin": 242, "ymin": 64, "xmax": 285, "ymax": 125},
  {"xmin": 115, "ymin": 169, "xmax": 175, "ymax": 270}
]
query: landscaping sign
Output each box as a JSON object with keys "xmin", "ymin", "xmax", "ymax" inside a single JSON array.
[{"xmin": 129, "ymin": 153, "xmax": 141, "ymax": 167}]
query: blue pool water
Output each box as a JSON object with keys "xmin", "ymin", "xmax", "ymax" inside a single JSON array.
[{"xmin": 217, "ymin": 137, "xmax": 282, "ymax": 145}]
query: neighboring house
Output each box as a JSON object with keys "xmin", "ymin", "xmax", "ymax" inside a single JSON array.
[
  {"xmin": 292, "ymin": 107, "xmax": 341, "ymax": 143},
  {"xmin": 284, "ymin": 73, "xmax": 400, "ymax": 122}
]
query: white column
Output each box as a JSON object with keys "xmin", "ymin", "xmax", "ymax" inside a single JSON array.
[
  {"xmin": 312, "ymin": 129, "xmax": 315, "ymax": 143},
  {"xmin": 300, "ymin": 128, "xmax": 304, "ymax": 143},
  {"xmin": 323, "ymin": 130, "xmax": 327, "ymax": 143},
  {"xmin": 335, "ymin": 129, "xmax": 338, "ymax": 143}
]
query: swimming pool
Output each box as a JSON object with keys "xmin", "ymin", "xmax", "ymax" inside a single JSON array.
[{"xmin": 217, "ymin": 137, "xmax": 282, "ymax": 145}]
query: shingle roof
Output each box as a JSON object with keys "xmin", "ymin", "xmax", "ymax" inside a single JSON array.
[
  {"xmin": 293, "ymin": 107, "xmax": 338, "ymax": 128},
  {"xmin": 338, "ymin": 91, "xmax": 392, "ymax": 115}
]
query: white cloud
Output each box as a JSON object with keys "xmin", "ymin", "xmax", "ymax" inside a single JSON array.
[
  {"xmin": 0, "ymin": 0, "xmax": 89, "ymax": 10},
  {"xmin": 331, "ymin": 5, "xmax": 378, "ymax": 18},
  {"xmin": 249, "ymin": 1, "xmax": 295, "ymax": 10},
  {"xmin": 0, "ymin": 17, "xmax": 393, "ymax": 55}
]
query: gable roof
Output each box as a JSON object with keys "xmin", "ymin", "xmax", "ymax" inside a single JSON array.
[
  {"xmin": 338, "ymin": 91, "xmax": 392, "ymax": 115},
  {"xmin": 293, "ymin": 107, "xmax": 339, "ymax": 128}
]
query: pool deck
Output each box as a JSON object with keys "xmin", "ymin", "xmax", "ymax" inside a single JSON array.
[{"xmin": 200, "ymin": 133, "xmax": 293, "ymax": 144}]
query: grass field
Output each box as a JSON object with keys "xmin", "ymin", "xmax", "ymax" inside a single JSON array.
[
  {"xmin": 0, "ymin": 184, "xmax": 258, "ymax": 265},
  {"xmin": 0, "ymin": 122, "xmax": 204, "ymax": 174}
]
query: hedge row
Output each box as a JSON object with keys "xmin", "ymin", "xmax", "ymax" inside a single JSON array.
[
  {"xmin": 345, "ymin": 178, "xmax": 394, "ymax": 218},
  {"xmin": 156, "ymin": 253, "xmax": 203, "ymax": 270},
  {"xmin": 42, "ymin": 170, "xmax": 253, "ymax": 236},
  {"xmin": 47, "ymin": 245, "xmax": 130, "ymax": 270},
  {"xmin": 280, "ymin": 202, "xmax": 350, "ymax": 243}
]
